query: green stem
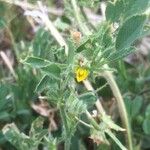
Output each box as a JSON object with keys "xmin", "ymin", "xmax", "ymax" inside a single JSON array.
[
  {"xmin": 118, "ymin": 60, "xmax": 127, "ymax": 80},
  {"xmin": 71, "ymin": 0, "xmax": 133, "ymax": 149},
  {"xmin": 65, "ymin": 138, "xmax": 71, "ymax": 150},
  {"xmin": 86, "ymin": 111, "xmax": 102, "ymax": 130},
  {"xmin": 102, "ymin": 70, "xmax": 133, "ymax": 150},
  {"xmin": 106, "ymin": 130, "xmax": 127, "ymax": 150},
  {"xmin": 59, "ymin": 104, "xmax": 71, "ymax": 150}
]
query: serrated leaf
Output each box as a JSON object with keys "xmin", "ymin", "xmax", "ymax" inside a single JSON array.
[
  {"xmin": 79, "ymin": 92, "xmax": 96, "ymax": 109},
  {"xmin": 29, "ymin": 117, "xmax": 47, "ymax": 140},
  {"xmin": 35, "ymin": 75, "xmax": 58, "ymax": 92},
  {"xmin": 98, "ymin": 46, "xmax": 114, "ymax": 60},
  {"xmin": 23, "ymin": 56, "xmax": 51, "ymax": 68},
  {"xmin": 66, "ymin": 93, "xmax": 87, "ymax": 115},
  {"xmin": 116, "ymin": 15, "xmax": 147, "ymax": 50},
  {"xmin": 41, "ymin": 64, "xmax": 61, "ymax": 79}
]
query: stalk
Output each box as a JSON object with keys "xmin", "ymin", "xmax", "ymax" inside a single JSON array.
[
  {"xmin": 102, "ymin": 70, "xmax": 133, "ymax": 150},
  {"xmin": 59, "ymin": 105, "xmax": 71, "ymax": 150}
]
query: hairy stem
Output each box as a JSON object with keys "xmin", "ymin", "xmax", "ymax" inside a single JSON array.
[
  {"xmin": 102, "ymin": 70, "xmax": 133, "ymax": 150},
  {"xmin": 59, "ymin": 105, "xmax": 71, "ymax": 150}
]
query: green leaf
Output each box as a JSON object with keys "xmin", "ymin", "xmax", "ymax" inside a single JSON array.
[
  {"xmin": 23, "ymin": 56, "xmax": 51, "ymax": 68},
  {"xmin": 23, "ymin": 57, "xmax": 62, "ymax": 79},
  {"xmin": 54, "ymin": 18, "xmax": 70, "ymax": 31},
  {"xmin": 44, "ymin": 135, "xmax": 57, "ymax": 150},
  {"xmin": 16, "ymin": 109, "xmax": 31, "ymax": 116},
  {"xmin": 29, "ymin": 117, "xmax": 47, "ymax": 140},
  {"xmin": 2, "ymin": 123, "xmax": 31, "ymax": 150},
  {"xmin": 138, "ymin": 28, "xmax": 150, "ymax": 39},
  {"xmin": 125, "ymin": 96, "xmax": 143, "ymax": 119},
  {"xmin": 106, "ymin": 0, "xmax": 123, "ymax": 22},
  {"xmin": 67, "ymin": 40, "xmax": 75, "ymax": 64},
  {"xmin": 0, "ymin": 17, "xmax": 6, "ymax": 28},
  {"xmin": 32, "ymin": 28, "xmax": 55, "ymax": 59},
  {"xmin": 30, "ymin": 117, "xmax": 44, "ymax": 133},
  {"xmin": 116, "ymin": 15, "xmax": 147, "ymax": 50},
  {"xmin": 79, "ymin": 92, "xmax": 96, "ymax": 109},
  {"xmin": 131, "ymin": 96, "xmax": 142, "ymax": 118},
  {"xmin": 66, "ymin": 93, "xmax": 87, "ymax": 115},
  {"xmin": 106, "ymin": 47, "xmax": 136, "ymax": 62},
  {"xmin": 0, "ymin": 84, "xmax": 12, "ymax": 111},
  {"xmin": 0, "ymin": 112, "xmax": 10, "ymax": 121},
  {"xmin": 145, "ymin": 104, "xmax": 150, "ymax": 118},
  {"xmin": 41, "ymin": 64, "xmax": 61, "ymax": 79},
  {"xmin": 124, "ymin": 0, "xmax": 150, "ymax": 19},
  {"xmin": 97, "ymin": 46, "xmax": 113, "ymax": 61},
  {"xmin": 0, "ymin": 131, "xmax": 5, "ymax": 144},
  {"xmin": 143, "ymin": 118, "xmax": 150, "ymax": 134},
  {"xmin": 35, "ymin": 75, "xmax": 58, "ymax": 92},
  {"xmin": 106, "ymin": 0, "xmax": 150, "ymax": 22},
  {"xmin": 76, "ymin": 38, "xmax": 90, "ymax": 53},
  {"xmin": 124, "ymin": 96, "xmax": 132, "ymax": 118}
]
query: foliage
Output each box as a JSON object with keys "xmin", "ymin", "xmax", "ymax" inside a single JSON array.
[{"xmin": 0, "ymin": 0, "xmax": 150, "ymax": 150}]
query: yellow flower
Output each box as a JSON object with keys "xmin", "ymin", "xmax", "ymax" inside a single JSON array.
[{"xmin": 75, "ymin": 67, "xmax": 89, "ymax": 82}]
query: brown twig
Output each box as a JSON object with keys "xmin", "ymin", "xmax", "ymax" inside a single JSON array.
[{"xmin": 0, "ymin": 51, "xmax": 17, "ymax": 80}]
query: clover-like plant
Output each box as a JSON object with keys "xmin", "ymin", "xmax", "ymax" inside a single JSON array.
[{"xmin": 2, "ymin": 0, "xmax": 150, "ymax": 150}]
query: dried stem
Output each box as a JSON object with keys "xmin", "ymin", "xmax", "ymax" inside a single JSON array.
[
  {"xmin": 0, "ymin": 51, "xmax": 17, "ymax": 80},
  {"xmin": 83, "ymin": 80, "xmax": 105, "ymax": 114},
  {"xmin": 37, "ymin": 2, "xmax": 68, "ymax": 56}
]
